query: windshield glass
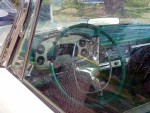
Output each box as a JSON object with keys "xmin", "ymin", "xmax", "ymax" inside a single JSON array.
[{"xmin": 11, "ymin": 0, "xmax": 150, "ymax": 113}]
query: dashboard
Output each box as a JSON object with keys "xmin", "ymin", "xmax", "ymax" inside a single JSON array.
[
  {"xmin": 34, "ymin": 32, "xmax": 132, "ymax": 71},
  {"xmin": 34, "ymin": 33, "xmax": 102, "ymax": 70}
]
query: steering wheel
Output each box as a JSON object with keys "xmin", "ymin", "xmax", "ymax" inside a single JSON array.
[{"xmin": 49, "ymin": 23, "xmax": 126, "ymax": 107}]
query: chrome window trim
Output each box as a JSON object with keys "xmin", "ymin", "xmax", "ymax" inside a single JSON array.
[{"xmin": 20, "ymin": 0, "xmax": 42, "ymax": 80}]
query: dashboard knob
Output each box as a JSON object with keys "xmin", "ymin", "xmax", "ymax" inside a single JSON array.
[
  {"xmin": 79, "ymin": 40, "xmax": 86, "ymax": 47},
  {"xmin": 37, "ymin": 56, "xmax": 45, "ymax": 65}
]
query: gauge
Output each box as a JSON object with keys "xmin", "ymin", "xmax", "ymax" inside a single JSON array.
[
  {"xmin": 36, "ymin": 45, "xmax": 45, "ymax": 54},
  {"xmin": 81, "ymin": 48, "xmax": 88, "ymax": 56},
  {"xmin": 37, "ymin": 56, "xmax": 45, "ymax": 65},
  {"xmin": 79, "ymin": 40, "xmax": 86, "ymax": 47}
]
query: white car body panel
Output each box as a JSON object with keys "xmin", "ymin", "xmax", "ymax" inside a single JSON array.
[{"xmin": 0, "ymin": 68, "xmax": 54, "ymax": 113}]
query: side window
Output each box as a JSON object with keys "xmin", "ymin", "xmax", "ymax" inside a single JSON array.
[
  {"xmin": 23, "ymin": 2, "xmax": 114, "ymax": 113},
  {"xmin": 10, "ymin": 0, "xmax": 150, "ymax": 113}
]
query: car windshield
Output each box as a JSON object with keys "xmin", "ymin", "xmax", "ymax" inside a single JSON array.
[{"xmin": 9, "ymin": 0, "xmax": 150, "ymax": 113}]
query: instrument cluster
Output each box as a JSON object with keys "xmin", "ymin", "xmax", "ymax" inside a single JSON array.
[
  {"xmin": 77, "ymin": 38, "xmax": 99, "ymax": 62},
  {"xmin": 53, "ymin": 43, "xmax": 78, "ymax": 59},
  {"xmin": 34, "ymin": 33, "xmax": 100, "ymax": 70}
]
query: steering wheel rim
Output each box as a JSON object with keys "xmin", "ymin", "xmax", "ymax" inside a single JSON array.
[{"xmin": 49, "ymin": 23, "xmax": 126, "ymax": 107}]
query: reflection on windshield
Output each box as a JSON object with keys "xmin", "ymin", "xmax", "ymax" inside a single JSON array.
[
  {"xmin": 0, "ymin": 0, "xmax": 16, "ymax": 11},
  {"xmin": 0, "ymin": 24, "xmax": 11, "ymax": 54}
]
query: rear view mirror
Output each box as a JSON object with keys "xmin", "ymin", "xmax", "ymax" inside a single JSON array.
[{"xmin": 88, "ymin": 18, "xmax": 119, "ymax": 25}]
